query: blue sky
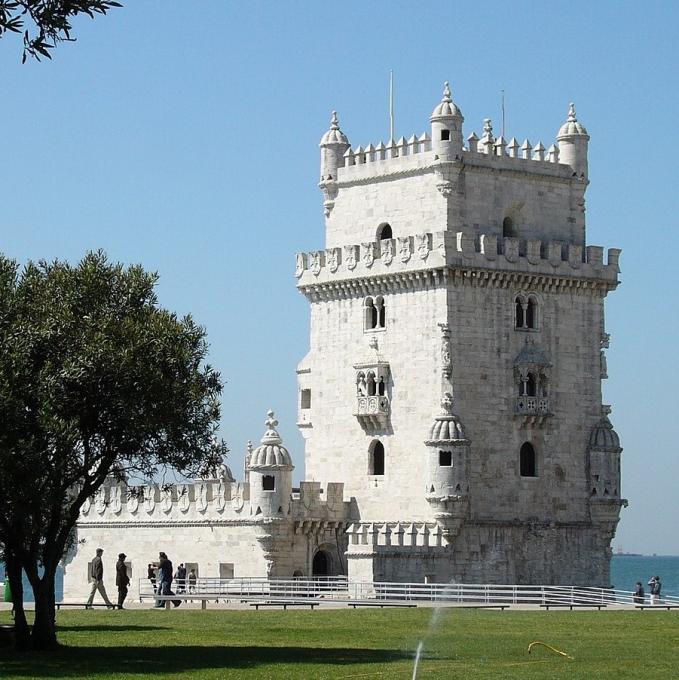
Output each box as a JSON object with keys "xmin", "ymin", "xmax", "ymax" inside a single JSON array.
[{"xmin": 1, "ymin": 1, "xmax": 677, "ymax": 554}]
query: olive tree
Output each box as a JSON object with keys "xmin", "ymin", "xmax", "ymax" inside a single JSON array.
[{"xmin": 0, "ymin": 251, "xmax": 225, "ymax": 649}]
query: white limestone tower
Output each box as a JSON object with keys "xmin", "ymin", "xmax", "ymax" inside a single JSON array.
[{"xmin": 296, "ymin": 82, "xmax": 624, "ymax": 586}]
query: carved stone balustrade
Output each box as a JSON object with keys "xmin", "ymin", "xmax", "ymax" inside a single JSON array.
[{"xmin": 354, "ymin": 395, "xmax": 390, "ymax": 430}]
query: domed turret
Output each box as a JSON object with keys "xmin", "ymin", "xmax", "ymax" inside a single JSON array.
[
  {"xmin": 423, "ymin": 393, "xmax": 470, "ymax": 537},
  {"xmin": 247, "ymin": 410, "xmax": 294, "ymax": 517},
  {"xmin": 430, "ymin": 82, "xmax": 464, "ymax": 162},
  {"xmin": 319, "ymin": 111, "xmax": 350, "ymax": 182},
  {"xmin": 556, "ymin": 103, "xmax": 589, "ymax": 179},
  {"xmin": 588, "ymin": 406, "xmax": 622, "ymax": 499}
]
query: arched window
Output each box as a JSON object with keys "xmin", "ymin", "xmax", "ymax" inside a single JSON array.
[
  {"xmin": 520, "ymin": 443, "xmax": 537, "ymax": 477},
  {"xmin": 366, "ymin": 371, "xmax": 377, "ymax": 396},
  {"xmin": 515, "ymin": 296, "xmax": 525, "ymax": 328},
  {"xmin": 377, "ymin": 377, "xmax": 386, "ymax": 396},
  {"xmin": 377, "ymin": 223, "xmax": 393, "ymax": 240},
  {"xmin": 364, "ymin": 296, "xmax": 386, "ymax": 331},
  {"xmin": 515, "ymin": 294, "xmax": 538, "ymax": 330},
  {"xmin": 364, "ymin": 297, "xmax": 377, "ymax": 330},
  {"xmin": 356, "ymin": 372, "xmax": 367, "ymax": 396},
  {"xmin": 370, "ymin": 441, "xmax": 385, "ymax": 476},
  {"xmin": 503, "ymin": 217, "xmax": 515, "ymax": 238},
  {"xmin": 526, "ymin": 297, "xmax": 537, "ymax": 329},
  {"xmin": 376, "ymin": 296, "xmax": 386, "ymax": 328},
  {"xmin": 526, "ymin": 373, "xmax": 537, "ymax": 397},
  {"xmin": 262, "ymin": 475, "xmax": 275, "ymax": 491}
]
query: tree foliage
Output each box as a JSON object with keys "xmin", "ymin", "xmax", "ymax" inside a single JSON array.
[
  {"xmin": 0, "ymin": 0, "xmax": 121, "ymax": 62},
  {"xmin": 0, "ymin": 251, "xmax": 225, "ymax": 649}
]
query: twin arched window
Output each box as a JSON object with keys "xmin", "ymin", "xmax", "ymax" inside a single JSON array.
[
  {"xmin": 364, "ymin": 296, "xmax": 386, "ymax": 330},
  {"xmin": 515, "ymin": 295, "xmax": 538, "ymax": 330},
  {"xmin": 356, "ymin": 371, "xmax": 386, "ymax": 397},
  {"xmin": 520, "ymin": 442, "xmax": 537, "ymax": 477},
  {"xmin": 369, "ymin": 440, "xmax": 385, "ymax": 476},
  {"xmin": 518, "ymin": 371, "xmax": 548, "ymax": 398}
]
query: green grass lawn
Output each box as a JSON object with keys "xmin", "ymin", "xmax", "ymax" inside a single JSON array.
[{"xmin": 1, "ymin": 607, "xmax": 678, "ymax": 679}]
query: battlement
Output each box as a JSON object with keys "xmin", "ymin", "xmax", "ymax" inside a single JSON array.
[
  {"xmin": 78, "ymin": 479, "xmax": 349, "ymax": 524},
  {"xmin": 335, "ymin": 132, "xmax": 574, "ymax": 183},
  {"xmin": 295, "ymin": 230, "xmax": 621, "ymax": 290},
  {"xmin": 346, "ymin": 521, "xmax": 448, "ymax": 548}
]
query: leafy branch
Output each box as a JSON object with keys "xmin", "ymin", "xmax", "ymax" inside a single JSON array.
[{"xmin": 0, "ymin": 1, "xmax": 122, "ymax": 62}]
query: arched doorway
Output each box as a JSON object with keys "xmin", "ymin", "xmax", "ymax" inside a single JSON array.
[{"xmin": 312, "ymin": 549, "xmax": 331, "ymax": 576}]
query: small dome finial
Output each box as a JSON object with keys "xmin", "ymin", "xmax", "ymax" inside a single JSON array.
[
  {"xmin": 483, "ymin": 118, "xmax": 493, "ymax": 136},
  {"xmin": 568, "ymin": 102, "xmax": 577, "ymax": 122},
  {"xmin": 330, "ymin": 110, "xmax": 340, "ymax": 130},
  {"xmin": 441, "ymin": 392, "xmax": 454, "ymax": 414},
  {"xmin": 442, "ymin": 81, "xmax": 451, "ymax": 103},
  {"xmin": 265, "ymin": 409, "xmax": 278, "ymax": 431}
]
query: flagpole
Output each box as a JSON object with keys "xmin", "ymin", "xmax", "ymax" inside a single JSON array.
[
  {"xmin": 501, "ymin": 89, "xmax": 506, "ymax": 138},
  {"xmin": 389, "ymin": 70, "xmax": 395, "ymax": 140}
]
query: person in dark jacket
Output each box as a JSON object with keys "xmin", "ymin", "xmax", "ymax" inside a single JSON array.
[
  {"xmin": 175, "ymin": 563, "xmax": 187, "ymax": 594},
  {"xmin": 155, "ymin": 551, "xmax": 181, "ymax": 608},
  {"xmin": 116, "ymin": 553, "xmax": 130, "ymax": 609},
  {"xmin": 147, "ymin": 563, "xmax": 157, "ymax": 593},
  {"xmin": 648, "ymin": 576, "xmax": 662, "ymax": 605},
  {"xmin": 86, "ymin": 548, "xmax": 115, "ymax": 608},
  {"xmin": 633, "ymin": 581, "xmax": 645, "ymax": 604}
]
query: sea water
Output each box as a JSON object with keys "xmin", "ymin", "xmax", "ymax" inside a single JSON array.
[{"xmin": 1, "ymin": 555, "xmax": 677, "ymax": 602}]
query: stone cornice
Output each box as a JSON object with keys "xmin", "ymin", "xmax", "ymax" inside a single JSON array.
[
  {"xmin": 299, "ymin": 265, "xmax": 616, "ymax": 302},
  {"xmin": 77, "ymin": 518, "xmax": 268, "ymax": 529}
]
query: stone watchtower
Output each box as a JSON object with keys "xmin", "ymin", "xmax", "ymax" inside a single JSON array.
[{"xmin": 295, "ymin": 83, "xmax": 625, "ymax": 586}]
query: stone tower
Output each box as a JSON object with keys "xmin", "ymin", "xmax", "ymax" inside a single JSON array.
[{"xmin": 295, "ymin": 83, "xmax": 625, "ymax": 586}]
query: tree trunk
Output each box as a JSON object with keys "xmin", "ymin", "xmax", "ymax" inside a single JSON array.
[
  {"xmin": 30, "ymin": 569, "xmax": 58, "ymax": 650},
  {"xmin": 5, "ymin": 552, "xmax": 30, "ymax": 651}
]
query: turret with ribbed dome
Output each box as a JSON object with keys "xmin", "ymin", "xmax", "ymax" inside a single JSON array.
[
  {"xmin": 319, "ymin": 110, "xmax": 350, "ymax": 181},
  {"xmin": 247, "ymin": 410, "xmax": 294, "ymax": 517},
  {"xmin": 423, "ymin": 392, "xmax": 470, "ymax": 538},
  {"xmin": 556, "ymin": 102, "xmax": 590, "ymax": 179},
  {"xmin": 588, "ymin": 405, "xmax": 623, "ymax": 500},
  {"xmin": 430, "ymin": 81, "xmax": 464, "ymax": 162}
]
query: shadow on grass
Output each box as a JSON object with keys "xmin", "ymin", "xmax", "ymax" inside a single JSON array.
[
  {"xmin": 0, "ymin": 645, "xmax": 410, "ymax": 677},
  {"xmin": 55, "ymin": 625, "xmax": 171, "ymax": 633}
]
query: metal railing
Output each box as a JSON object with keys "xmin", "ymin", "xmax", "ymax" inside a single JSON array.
[{"xmin": 137, "ymin": 577, "xmax": 679, "ymax": 608}]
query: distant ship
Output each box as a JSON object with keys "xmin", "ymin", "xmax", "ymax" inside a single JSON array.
[{"xmin": 615, "ymin": 548, "xmax": 643, "ymax": 557}]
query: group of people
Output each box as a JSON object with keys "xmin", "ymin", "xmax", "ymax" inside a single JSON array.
[
  {"xmin": 633, "ymin": 576, "xmax": 662, "ymax": 605},
  {"xmin": 147, "ymin": 561, "xmax": 197, "ymax": 596},
  {"xmin": 86, "ymin": 548, "xmax": 130, "ymax": 609},
  {"xmin": 86, "ymin": 548, "xmax": 198, "ymax": 610}
]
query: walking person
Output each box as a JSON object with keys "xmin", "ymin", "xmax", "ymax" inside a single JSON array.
[
  {"xmin": 86, "ymin": 548, "xmax": 115, "ymax": 609},
  {"xmin": 175, "ymin": 563, "xmax": 187, "ymax": 594},
  {"xmin": 116, "ymin": 553, "xmax": 130, "ymax": 609},
  {"xmin": 147, "ymin": 563, "xmax": 157, "ymax": 593},
  {"xmin": 188, "ymin": 568, "xmax": 197, "ymax": 595},
  {"xmin": 154, "ymin": 551, "xmax": 181, "ymax": 608},
  {"xmin": 633, "ymin": 581, "xmax": 645, "ymax": 605}
]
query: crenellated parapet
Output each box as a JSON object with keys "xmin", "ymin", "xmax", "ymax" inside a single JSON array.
[
  {"xmin": 291, "ymin": 481, "xmax": 350, "ymax": 523},
  {"xmin": 79, "ymin": 477, "xmax": 351, "ymax": 526},
  {"xmin": 346, "ymin": 521, "xmax": 450, "ymax": 549},
  {"xmin": 295, "ymin": 230, "xmax": 621, "ymax": 295}
]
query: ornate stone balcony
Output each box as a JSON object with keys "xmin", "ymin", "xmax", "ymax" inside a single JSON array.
[
  {"xmin": 515, "ymin": 396, "xmax": 551, "ymax": 427},
  {"xmin": 354, "ymin": 395, "xmax": 390, "ymax": 430}
]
